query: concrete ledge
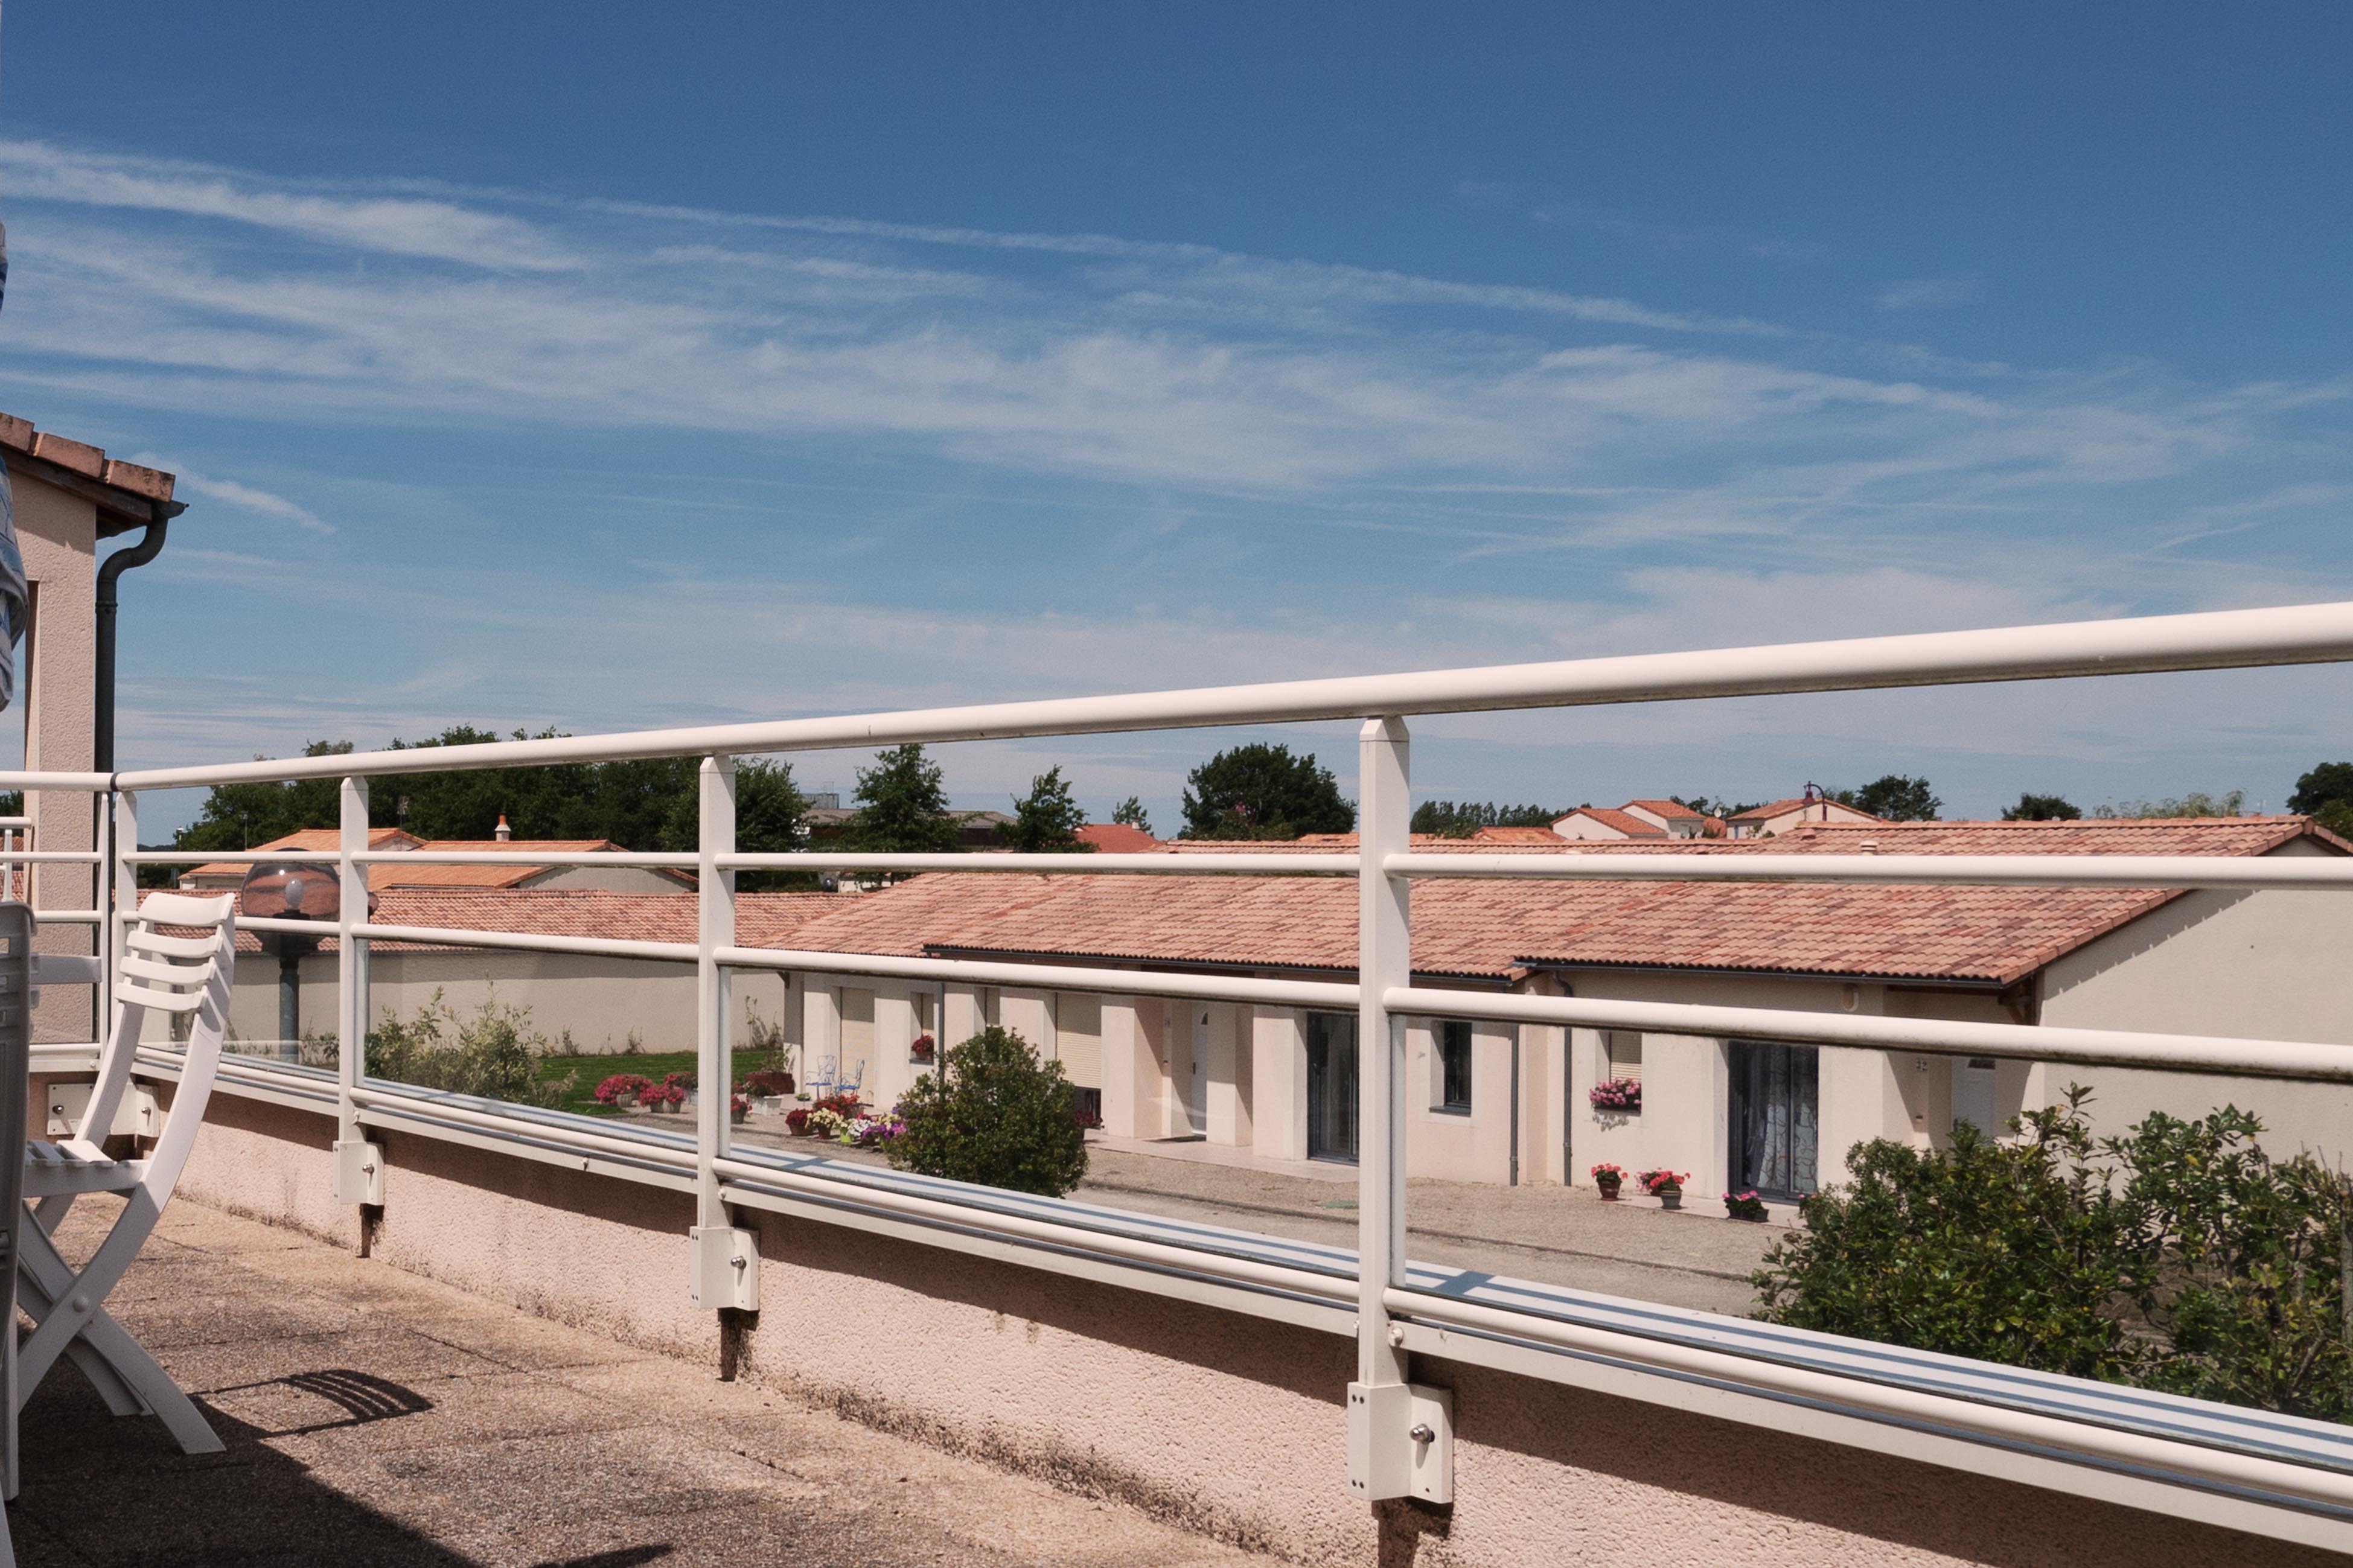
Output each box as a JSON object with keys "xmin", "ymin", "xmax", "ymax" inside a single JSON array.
[{"xmin": 177, "ymin": 1101, "xmax": 2351, "ymax": 1567}]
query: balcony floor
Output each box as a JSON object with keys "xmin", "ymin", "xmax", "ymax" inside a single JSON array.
[{"xmin": 11, "ymin": 1199, "xmax": 1268, "ymax": 1567}]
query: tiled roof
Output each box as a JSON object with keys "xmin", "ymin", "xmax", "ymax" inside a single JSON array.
[
  {"xmin": 782, "ymin": 817, "xmax": 2349, "ymax": 986},
  {"xmin": 1561, "ymin": 806, "xmax": 1668, "ymax": 838},
  {"xmin": 159, "ymin": 887, "xmax": 849, "ymax": 955},
  {"xmin": 0, "ymin": 411, "xmax": 180, "ymax": 528},
  {"xmin": 1469, "ymin": 826, "xmax": 1569, "ymax": 844},
  {"xmin": 1726, "ymin": 797, "xmax": 1816, "ymax": 821},
  {"xmin": 180, "ymin": 829, "xmax": 685, "ymax": 891},
  {"xmin": 184, "ymin": 829, "xmax": 423, "ymax": 882},
  {"xmin": 1625, "ymin": 798, "xmax": 1704, "ymax": 820},
  {"xmin": 166, "ymin": 818, "xmax": 2349, "ymax": 987},
  {"xmin": 371, "ymin": 840, "xmax": 671, "ymax": 891},
  {"xmin": 1074, "ymin": 823, "xmax": 1161, "ymax": 853}
]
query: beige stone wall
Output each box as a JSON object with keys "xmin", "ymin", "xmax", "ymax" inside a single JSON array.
[{"xmin": 171, "ymin": 1093, "xmax": 2345, "ymax": 1567}]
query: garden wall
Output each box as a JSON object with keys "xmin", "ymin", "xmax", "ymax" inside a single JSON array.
[{"xmin": 175, "ymin": 1095, "xmax": 2347, "ymax": 1567}]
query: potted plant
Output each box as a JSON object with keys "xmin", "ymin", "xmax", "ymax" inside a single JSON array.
[
  {"xmin": 1637, "ymin": 1168, "xmax": 1689, "ymax": 1210},
  {"xmin": 910, "ymin": 1033, "xmax": 937, "ymax": 1065},
  {"xmin": 785, "ymin": 1106, "xmax": 811, "ymax": 1136},
  {"xmin": 729, "ymin": 1092, "xmax": 752, "ymax": 1126},
  {"xmin": 1588, "ymin": 1078, "xmax": 1642, "ymax": 1114},
  {"xmin": 1590, "ymin": 1162, "xmax": 1627, "ymax": 1200},
  {"xmin": 743, "ymin": 1067, "xmax": 796, "ymax": 1112},
  {"xmin": 593, "ymin": 1072, "xmax": 653, "ymax": 1113},
  {"xmin": 643, "ymin": 1077, "xmax": 686, "ymax": 1114},
  {"xmin": 1724, "ymin": 1188, "xmax": 1767, "ymax": 1222}
]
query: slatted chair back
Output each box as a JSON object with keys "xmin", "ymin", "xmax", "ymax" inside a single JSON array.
[{"xmin": 77, "ymin": 892, "xmax": 235, "ymax": 1149}]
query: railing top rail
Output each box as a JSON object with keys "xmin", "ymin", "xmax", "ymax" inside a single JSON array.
[
  {"xmin": 0, "ymin": 772, "xmax": 111, "ymax": 791},
  {"xmin": 105, "ymin": 599, "xmax": 2353, "ymax": 789},
  {"xmin": 1388, "ymin": 851, "xmax": 2353, "ymax": 889}
]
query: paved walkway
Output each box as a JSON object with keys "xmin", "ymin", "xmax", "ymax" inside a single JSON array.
[
  {"xmin": 11, "ymin": 1199, "xmax": 1271, "ymax": 1567},
  {"xmin": 736, "ymin": 1120, "xmax": 1781, "ymax": 1316}
]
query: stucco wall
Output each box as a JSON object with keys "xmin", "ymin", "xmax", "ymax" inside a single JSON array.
[
  {"xmin": 168, "ymin": 1092, "xmax": 2347, "ymax": 1567},
  {"xmin": 213, "ymin": 947, "xmax": 794, "ymax": 1057},
  {"xmin": 2041, "ymin": 875, "xmax": 2353, "ymax": 1162},
  {"xmin": 16, "ymin": 468, "xmax": 98, "ymax": 1044}
]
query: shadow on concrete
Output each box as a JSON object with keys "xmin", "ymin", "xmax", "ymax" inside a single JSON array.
[{"xmin": 11, "ymin": 1363, "xmax": 476, "ymax": 1567}]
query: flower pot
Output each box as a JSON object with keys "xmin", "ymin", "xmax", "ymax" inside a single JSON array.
[
  {"xmin": 755, "ymin": 1095, "xmax": 785, "ymax": 1115},
  {"xmin": 1656, "ymin": 1187, "xmax": 1682, "ymax": 1210},
  {"xmin": 730, "ymin": 1107, "xmax": 749, "ymax": 1125},
  {"xmin": 1597, "ymin": 1184, "xmax": 1621, "ymax": 1202}
]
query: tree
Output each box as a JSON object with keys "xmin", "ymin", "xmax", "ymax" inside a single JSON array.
[
  {"xmin": 849, "ymin": 743, "xmax": 960, "ymax": 853},
  {"xmin": 2002, "ymin": 792, "xmax": 2082, "ymax": 821},
  {"xmin": 1410, "ymin": 801, "xmax": 1561, "ymax": 838},
  {"xmin": 657, "ymin": 755, "xmax": 808, "ymax": 888},
  {"xmin": 1004, "ymin": 765, "xmax": 1093, "ymax": 853},
  {"xmin": 1111, "ymin": 796, "xmax": 1153, "ymax": 834},
  {"xmin": 2290, "ymin": 763, "xmax": 2353, "ymax": 817},
  {"xmin": 1671, "ymin": 794, "xmax": 1761, "ymax": 820},
  {"xmin": 1834, "ymin": 774, "xmax": 1940, "ymax": 821},
  {"xmin": 2092, "ymin": 790, "xmax": 2247, "ymax": 820},
  {"xmin": 173, "ymin": 740, "xmax": 356, "ymax": 853},
  {"xmin": 1180, "ymin": 744, "xmax": 1354, "ymax": 840},
  {"xmin": 885, "ymin": 1026, "xmax": 1088, "ymax": 1196}
]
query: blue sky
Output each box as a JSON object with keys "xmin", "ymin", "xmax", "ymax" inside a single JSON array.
[{"xmin": 4, "ymin": 3, "xmax": 2351, "ymax": 835}]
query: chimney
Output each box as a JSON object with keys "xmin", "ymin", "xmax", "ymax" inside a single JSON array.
[{"xmin": 494, "ymin": 815, "xmax": 512, "ymax": 843}]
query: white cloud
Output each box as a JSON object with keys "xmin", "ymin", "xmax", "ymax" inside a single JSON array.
[
  {"xmin": 1877, "ymin": 273, "xmax": 1984, "ymax": 311},
  {"xmin": 0, "ymin": 141, "xmax": 576, "ymax": 271},
  {"xmin": 147, "ymin": 465, "xmax": 334, "ymax": 534}
]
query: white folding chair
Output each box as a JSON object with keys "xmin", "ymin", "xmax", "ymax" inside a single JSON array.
[
  {"xmin": 0, "ymin": 902, "xmax": 32, "ymax": 1566},
  {"xmin": 13, "ymin": 891, "xmax": 235, "ymax": 1471}
]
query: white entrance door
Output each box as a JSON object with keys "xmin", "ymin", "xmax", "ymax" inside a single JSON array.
[
  {"xmin": 1953, "ymin": 1056, "xmax": 1998, "ymax": 1136},
  {"xmin": 1186, "ymin": 1008, "xmax": 1210, "ymax": 1134}
]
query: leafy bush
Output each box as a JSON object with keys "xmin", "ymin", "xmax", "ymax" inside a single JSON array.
[
  {"xmin": 365, "ymin": 990, "xmax": 575, "ymax": 1110},
  {"xmin": 1754, "ymin": 1088, "xmax": 2353, "ymax": 1420},
  {"xmin": 885, "ymin": 1027, "xmax": 1088, "ymax": 1197}
]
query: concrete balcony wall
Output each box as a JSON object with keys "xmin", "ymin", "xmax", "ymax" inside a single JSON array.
[{"xmin": 167, "ymin": 1090, "xmax": 2335, "ymax": 1568}]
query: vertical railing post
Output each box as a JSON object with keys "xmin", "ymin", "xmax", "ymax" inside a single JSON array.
[
  {"xmin": 690, "ymin": 756, "xmax": 758, "ymax": 1323},
  {"xmin": 1347, "ymin": 716, "xmax": 1450, "ymax": 1505},
  {"xmin": 331, "ymin": 776, "xmax": 383, "ymax": 1215},
  {"xmin": 108, "ymin": 789, "xmax": 134, "ymax": 1039}
]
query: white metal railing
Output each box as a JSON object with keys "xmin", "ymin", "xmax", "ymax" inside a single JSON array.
[{"xmin": 10, "ymin": 595, "xmax": 2353, "ymax": 1546}]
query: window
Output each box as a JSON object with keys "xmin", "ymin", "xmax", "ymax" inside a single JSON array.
[
  {"xmin": 1604, "ymin": 1030, "xmax": 1643, "ymax": 1086},
  {"xmin": 1435, "ymin": 1020, "xmax": 1473, "ymax": 1112}
]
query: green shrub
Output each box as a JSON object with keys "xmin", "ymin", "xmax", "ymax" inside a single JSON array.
[
  {"xmin": 1754, "ymin": 1087, "xmax": 2353, "ymax": 1420},
  {"xmin": 884, "ymin": 1026, "xmax": 1087, "ymax": 1197},
  {"xmin": 363, "ymin": 989, "xmax": 574, "ymax": 1111}
]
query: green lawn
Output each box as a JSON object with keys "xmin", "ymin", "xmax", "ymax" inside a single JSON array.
[{"xmin": 535, "ymin": 1048, "xmax": 783, "ymax": 1118}]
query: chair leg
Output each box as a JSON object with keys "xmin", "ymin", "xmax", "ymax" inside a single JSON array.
[
  {"xmin": 14, "ymin": 1245, "xmax": 147, "ymax": 1418},
  {"xmin": 13, "ymin": 1212, "xmax": 221, "ymax": 1455},
  {"xmin": 56, "ymin": 1313, "xmax": 220, "ymax": 1456}
]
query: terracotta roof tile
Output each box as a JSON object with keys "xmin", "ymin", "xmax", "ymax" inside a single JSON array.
[
  {"xmin": 1074, "ymin": 823, "xmax": 1160, "ymax": 853},
  {"xmin": 1625, "ymin": 798, "xmax": 1703, "ymax": 820},
  {"xmin": 182, "ymin": 829, "xmax": 422, "ymax": 882},
  {"xmin": 1562, "ymin": 806, "xmax": 1668, "ymax": 838},
  {"xmin": 155, "ymin": 886, "xmax": 851, "ymax": 955},
  {"xmin": 0, "ymin": 412, "xmax": 179, "ymax": 505},
  {"xmin": 29, "ymin": 431, "xmax": 104, "ymax": 478}
]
